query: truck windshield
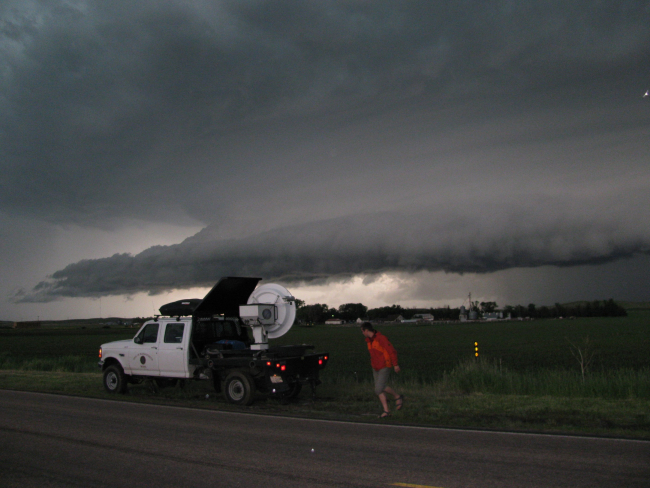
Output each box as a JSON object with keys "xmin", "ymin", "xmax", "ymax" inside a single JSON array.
[{"xmin": 136, "ymin": 323, "xmax": 159, "ymax": 343}]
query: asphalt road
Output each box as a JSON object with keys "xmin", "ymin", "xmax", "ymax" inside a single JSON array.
[{"xmin": 0, "ymin": 390, "xmax": 648, "ymax": 488}]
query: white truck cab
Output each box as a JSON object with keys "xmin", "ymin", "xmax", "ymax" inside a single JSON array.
[
  {"xmin": 103, "ymin": 318, "xmax": 192, "ymax": 378},
  {"xmin": 98, "ymin": 277, "xmax": 329, "ymax": 405}
]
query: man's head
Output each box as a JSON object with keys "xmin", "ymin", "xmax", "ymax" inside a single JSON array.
[{"xmin": 360, "ymin": 322, "xmax": 376, "ymax": 338}]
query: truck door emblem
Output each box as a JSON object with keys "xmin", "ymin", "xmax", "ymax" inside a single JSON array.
[{"xmin": 140, "ymin": 356, "xmax": 146, "ymax": 364}]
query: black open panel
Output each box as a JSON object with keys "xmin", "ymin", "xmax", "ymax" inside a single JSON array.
[{"xmin": 192, "ymin": 276, "xmax": 262, "ymax": 318}]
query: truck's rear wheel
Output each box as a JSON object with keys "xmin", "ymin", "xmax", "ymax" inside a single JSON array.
[
  {"xmin": 103, "ymin": 365, "xmax": 127, "ymax": 394},
  {"xmin": 286, "ymin": 381, "xmax": 302, "ymax": 399},
  {"xmin": 223, "ymin": 371, "xmax": 255, "ymax": 405}
]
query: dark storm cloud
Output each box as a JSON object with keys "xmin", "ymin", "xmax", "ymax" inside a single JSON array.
[
  {"xmin": 19, "ymin": 188, "xmax": 650, "ymax": 301},
  {"xmin": 4, "ymin": 1, "xmax": 650, "ymax": 305},
  {"xmin": 1, "ymin": 1, "xmax": 649, "ymax": 225}
]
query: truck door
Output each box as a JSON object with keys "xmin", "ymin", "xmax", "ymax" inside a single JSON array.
[
  {"xmin": 129, "ymin": 322, "xmax": 160, "ymax": 375},
  {"xmin": 158, "ymin": 321, "xmax": 189, "ymax": 377}
]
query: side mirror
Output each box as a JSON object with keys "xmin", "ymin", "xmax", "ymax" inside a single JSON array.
[{"xmin": 134, "ymin": 336, "xmax": 143, "ymax": 345}]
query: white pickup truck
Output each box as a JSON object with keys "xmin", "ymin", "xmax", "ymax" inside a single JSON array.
[{"xmin": 98, "ymin": 277, "xmax": 329, "ymax": 405}]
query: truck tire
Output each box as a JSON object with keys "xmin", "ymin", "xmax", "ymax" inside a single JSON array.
[
  {"xmin": 286, "ymin": 381, "xmax": 302, "ymax": 399},
  {"xmin": 103, "ymin": 364, "xmax": 128, "ymax": 394},
  {"xmin": 223, "ymin": 371, "xmax": 255, "ymax": 405}
]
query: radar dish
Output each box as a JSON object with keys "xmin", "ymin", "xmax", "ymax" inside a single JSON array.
[{"xmin": 247, "ymin": 283, "xmax": 296, "ymax": 339}]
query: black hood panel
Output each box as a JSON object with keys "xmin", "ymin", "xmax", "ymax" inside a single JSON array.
[{"xmin": 192, "ymin": 277, "xmax": 262, "ymax": 317}]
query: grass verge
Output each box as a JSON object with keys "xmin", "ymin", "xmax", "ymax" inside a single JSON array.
[{"xmin": 1, "ymin": 370, "xmax": 648, "ymax": 439}]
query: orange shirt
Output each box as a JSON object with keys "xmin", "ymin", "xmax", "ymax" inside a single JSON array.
[{"xmin": 365, "ymin": 331, "xmax": 399, "ymax": 371}]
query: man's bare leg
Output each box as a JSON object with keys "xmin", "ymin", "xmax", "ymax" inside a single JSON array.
[
  {"xmin": 378, "ymin": 392, "xmax": 390, "ymax": 414},
  {"xmin": 383, "ymin": 386, "xmax": 400, "ymax": 400}
]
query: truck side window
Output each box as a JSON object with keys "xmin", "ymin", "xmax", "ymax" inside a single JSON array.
[
  {"xmin": 164, "ymin": 323, "xmax": 185, "ymax": 344},
  {"xmin": 142, "ymin": 323, "xmax": 159, "ymax": 343}
]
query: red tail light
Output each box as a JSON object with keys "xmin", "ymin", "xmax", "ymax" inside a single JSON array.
[
  {"xmin": 318, "ymin": 359, "xmax": 323, "ymax": 365},
  {"xmin": 99, "ymin": 347, "xmax": 102, "ymax": 359},
  {"xmin": 270, "ymin": 361, "xmax": 287, "ymax": 371}
]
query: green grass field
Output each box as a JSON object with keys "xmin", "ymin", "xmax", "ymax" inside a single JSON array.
[
  {"xmin": 0, "ymin": 327, "xmax": 133, "ymax": 372},
  {"xmin": 284, "ymin": 312, "xmax": 649, "ymax": 378},
  {"xmin": 1, "ymin": 313, "xmax": 649, "ymax": 436},
  {"xmin": 1, "ymin": 312, "xmax": 649, "ymax": 380}
]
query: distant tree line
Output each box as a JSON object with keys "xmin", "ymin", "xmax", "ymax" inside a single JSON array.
[
  {"xmin": 503, "ymin": 299, "xmax": 627, "ymax": 319},
  {"xmin": 367, "ymin": 305, "xmax": 461, "ymax": 321},
  {"xmin": 295, "ymin": 298, "xmax": 626, "ymax": 323},
  {"xmin": 295, "ymin": 302, "xmax": 369, "ymax": 324}
]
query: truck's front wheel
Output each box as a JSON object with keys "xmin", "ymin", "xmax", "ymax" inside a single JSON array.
[
  {"xmin": 223, "ymin": 371, "xmax": 255, "ymax": 405},
  {"xmin": 103, "ymin": 365, "xmax": 127, "ymax": 394}
]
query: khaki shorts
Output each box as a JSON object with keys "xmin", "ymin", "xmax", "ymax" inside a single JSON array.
[{"xmin": 372, "ymin": 367, "xmax": 391, "ymax": 395}]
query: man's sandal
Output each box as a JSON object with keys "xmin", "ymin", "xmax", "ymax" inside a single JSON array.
[
  {"xmin": 379, "ymin": 411, "xmax": 390, "ymax": 418},
  {"xmin": 395, "ymin": 395, "xmax": 404, "ymax": 410}
]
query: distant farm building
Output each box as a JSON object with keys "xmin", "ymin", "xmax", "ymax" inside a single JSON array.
[
  {"xmin": 484, "ymin": 312, "xmax": 504, "ymax": 321},
  {"xmin": 412, "ymin": 313, "xmax": 434, "ymax": 323},
  {"xmin": 325, "ymin": 318, "xmax": 344, "ymax": 325},
  {"xmin": 13, "ymin": 321, "xmax": 41, "ymax": 329},
  {"xmin": 382, "ymin": 314, "xmax": 404, "ymax": 323},
  {"xmin": 459, "ymin": 306, "xmax": 479, "ymax": 321}
]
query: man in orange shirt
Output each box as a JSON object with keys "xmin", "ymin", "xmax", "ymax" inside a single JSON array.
[{"xmin": 361, "ymin": 322, "xmax": 404, "ymax": 418}]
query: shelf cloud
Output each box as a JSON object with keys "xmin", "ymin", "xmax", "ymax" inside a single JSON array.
[
  {"xmin": 2, "ymin": 1, "xmax": 650, "ymax": 315},
  {"xmin": 18, "ymin": 190, "xmax": 650, "ymax": 301}
]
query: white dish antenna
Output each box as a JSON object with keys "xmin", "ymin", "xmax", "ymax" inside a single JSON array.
[
  {"xmin": 240, "ymin": 283, "xmax": 296, "ymax": 349},
  {"xmin": 248, "ymin": 283, "xmax": 296, "ymax": 338}
]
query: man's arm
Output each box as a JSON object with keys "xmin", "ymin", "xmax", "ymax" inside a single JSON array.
[{"xmin": 378, "ymin": 334, "xmax": 399, "ymax": 370}]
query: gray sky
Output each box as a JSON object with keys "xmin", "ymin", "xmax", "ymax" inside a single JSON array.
[{"xmin": 2, "ymin": 1, "xmax": 650, "ymax": 320}]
